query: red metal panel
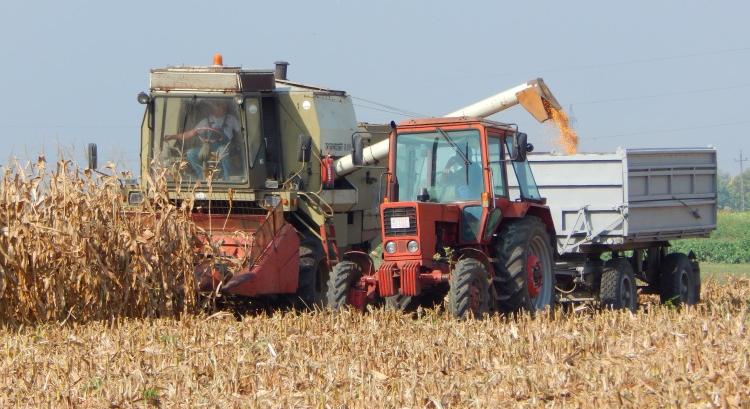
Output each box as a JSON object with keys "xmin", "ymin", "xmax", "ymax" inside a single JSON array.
[
  {"xmin": 401, "ymin": 262, "xmax": 421, "ymax": 296},
  {"xmin": 377, "ymin": 262, "xmax": 396, "ymax": 297},
  {"xmin": 207, "ymin": 223, "xmax": 300, "ymax": 296}
]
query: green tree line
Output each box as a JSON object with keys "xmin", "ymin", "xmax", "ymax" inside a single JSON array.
[{"xmin": 718, "ymin": 171, "xmax": 750, "ymax": 210}]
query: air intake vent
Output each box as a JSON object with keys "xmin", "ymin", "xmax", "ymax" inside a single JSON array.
[{"xmin": 383, "ymin": 207, "xmax": 417, "ymax": 236}]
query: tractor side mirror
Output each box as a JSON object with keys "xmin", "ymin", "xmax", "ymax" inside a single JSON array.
[
  {"xmin": 87, "ymin": 143, "xmax": 98, "ymax": 170},
  {"xmin": 352, "ymin": 134, "xmax": 364, "ymax": 166},
  {"xmin": 297, "ymin": 134, "xmax": 312, "ymax": 162},
  {"xmin": 511, "ymin": 132, "xmax": 528, "ymax": 162}
]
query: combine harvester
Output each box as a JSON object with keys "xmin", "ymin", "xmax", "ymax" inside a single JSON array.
[
  {"xmin": 329, "ymin": 84, "xmax": 716, "ymax": 317},
  {"xmin": 87, "ymin": 55, "xmax": 563, "ymax": 307}
]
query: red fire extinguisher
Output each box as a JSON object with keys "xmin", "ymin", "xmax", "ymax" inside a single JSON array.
[{"xmin": 321, "ymin": 154, "xmax": 335, "ymax": 189}]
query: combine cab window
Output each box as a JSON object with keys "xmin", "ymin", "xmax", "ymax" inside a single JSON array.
[
  {"xmin": 149, "ymin": 96, "xmax": 252, "ymax": 184},
  {"xmin": 395, "ymin": 129, "xmax": 482, "ymax": 203}
]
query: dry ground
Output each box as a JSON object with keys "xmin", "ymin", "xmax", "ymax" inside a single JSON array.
[{"xmin": 0, "ymin": 279, "xmax": 747, "ymax": 408}]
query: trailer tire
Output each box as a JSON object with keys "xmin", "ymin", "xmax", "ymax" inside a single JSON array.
[
  {"xmin": 659, "ymin": 252, "xmax": 699, "ymax": 306},
  {"xmin": 297, "ymin": 235, "xmax": 328, "ymax": 307},
  {"xmin": 599, "ymin": 258, "xmax": 638, "ymax": 312},
  {"xmin": 325, "ymin": 261, "xmax": 362, "ymax": 311},
  {"xmin": 448, "ymin": 258, "xmax": 490, "ymax": 319},
  {"xmin": 690, "ymin": 258, "xmax": 701, "ymax": 303},
  {"xmin": 493, "ymin": 217, "xmax": 555, "ymax": 313}
]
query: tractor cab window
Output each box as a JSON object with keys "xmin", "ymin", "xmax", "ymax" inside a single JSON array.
[
  {"xmin": 395, "ymin": 129, "xmax": 482, "ymax": 203},
  {"xmin": 487, "ymin": 135, "xmax": 508, "ymax": 197},
  {"xmin": 149, "ymin": 96, "xmax": 252, "ymax": 184},
  {"xmin": 505, "ymin": 138, "xmax": 541, "ymax": 201}
]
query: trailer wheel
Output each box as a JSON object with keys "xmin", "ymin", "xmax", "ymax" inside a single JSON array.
[
  {"xmin": 689, "ymin": 257, "xmax": 701, "ymax": 303},
  {"xmin": 448, "ymin": 258, "xmax": 490, "ymax": 319},
  {"xmin": 297, "ymin": 235, "xmax": 328, "ymax": 307},
  {"xmin": 599, "ymin": 258, "xmax": 638, "ymax": 312},
  {"xmin": 659, "ymin": 252, "xmax": 699, "ymax": 306},
  {"xmin": 493, "ymin": 217, "xmax": 555, "ymax": 313},
  {"xmin": 326, "ymin": 261, "xmax": 362, "ymax": 311}
]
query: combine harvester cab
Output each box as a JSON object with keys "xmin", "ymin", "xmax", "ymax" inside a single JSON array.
[{"xmin": 98, "ymin": 55, "xmax": 392, "ymax": 304}]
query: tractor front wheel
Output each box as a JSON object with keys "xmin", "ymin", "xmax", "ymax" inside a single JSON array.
[
  {"xmin": 448, "ymin": 258, "xmax": 490, "ymax": 319},
  {"xmin": 325, "ymin": 261, "xmax": 362, "ymax": 311}
]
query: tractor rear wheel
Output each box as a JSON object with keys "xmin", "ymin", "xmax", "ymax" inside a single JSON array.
[
  {"xmin": 599, "ymin": 258, "xmax": 638, "ymax": 312},
  {"xmin": 659, "ymin": 252, "xmax": 699, "ymax": 306},
  {"xmin": 297, "ymin": 234, "xmax": 328, "ymax": 307},
  {"xmin": 493, "ymin": 217, "xmax": 555, "ymax": 313},
  {"xmin": 448, "ymin": 258, "xmax": 490, "ymax": 319},
  {"xmin": 325, "ymin": 261, "xmax": 362, "ymax": 311}
]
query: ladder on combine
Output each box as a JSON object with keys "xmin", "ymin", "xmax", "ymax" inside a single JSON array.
[{"xmin": 320, "ymin": 219, "xmax": 340, "ymax": 266}]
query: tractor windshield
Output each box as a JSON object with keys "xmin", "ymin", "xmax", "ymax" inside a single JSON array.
[
  {"xmin": 395, "ymin": 129, "xmax": 482, "ymax": 203},
  {"xmin": 148, "ymin": 96, "xmax": 258, "ymax": 184}
]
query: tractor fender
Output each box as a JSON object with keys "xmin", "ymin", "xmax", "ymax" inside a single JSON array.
[
  {"xmin": 457, "ymin": 247, "xmax": 495, "ymax": 278},
  {"xmin": 343, "ymin": 250, "xmax": 377, "ymax": 276},
  {"xmin": 500, "ymin": 201, "xmax": 556, "ymax": 236}
]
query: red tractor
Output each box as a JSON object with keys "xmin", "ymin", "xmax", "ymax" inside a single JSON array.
[{"xmin": 326, "ymin": 117, "xmax": 558, "ymax": 318}]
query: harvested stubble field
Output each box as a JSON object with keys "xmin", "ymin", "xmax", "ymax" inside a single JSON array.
[
  {"xmin": 1, "ymin": 163, "xmax": 749, "ymax": 407},
  {"xmin": 0, "ymin": 280, "xmax": 747, "ymax": 407}
]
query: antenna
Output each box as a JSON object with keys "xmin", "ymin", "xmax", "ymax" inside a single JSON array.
[{"xmin": 736, "ymin": 150, "xmax": 748, "ymax": 211}]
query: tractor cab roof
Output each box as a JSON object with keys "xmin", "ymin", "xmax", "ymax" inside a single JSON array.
[{"xmin": 397, "ymin": 117, "xmax": 517, "ymax": 133}]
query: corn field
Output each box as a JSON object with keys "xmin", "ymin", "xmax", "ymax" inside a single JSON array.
[
  {"xmin": 0, "ymin": 162, "xmax": 748, "ymax": 407},
  {"xmin": 0, "ymin": 279, "xmax": 745, "ymax": 407}
]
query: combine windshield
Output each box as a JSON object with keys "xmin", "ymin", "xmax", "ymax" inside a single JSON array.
[
  {"xmin": 149, "ymin": 96, "xmax": 259, "ymax": 184},
  {"xmin": 395, "ymin": 129, "xmax": 482, "ymax": 203}
]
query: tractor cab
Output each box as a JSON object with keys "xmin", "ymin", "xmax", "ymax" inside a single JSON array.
[
  {"xmin": 381, "ymin": 118, "xmax": 540, "ymax": 260},
  {"xmin": 365, "ymin": 118, "xmax": 553, "ymax": 313}
]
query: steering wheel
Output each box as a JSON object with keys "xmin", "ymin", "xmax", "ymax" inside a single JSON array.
[{"xmin": 194, "ymin": 127, "xmax": 225, "ymax": 143}]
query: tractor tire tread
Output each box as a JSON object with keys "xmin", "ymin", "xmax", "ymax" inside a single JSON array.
[
  {"xmin": 448, "ymin": 258, "xmax": 489, "ymax": 319},
  {"xmin": 326, "ymin": 261, "xmax": 361, "ymax": 310},
  {"xmin": 493, "ymin": 216, "xmax": 554, "ymax": 313}
]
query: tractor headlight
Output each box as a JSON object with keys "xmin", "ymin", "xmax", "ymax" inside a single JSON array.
[
  {"xmin": 384, "ymin": 241, "xmax": 397, "ymax": 254},
  {"xmin": 128, "ymin": 191, "xmax": 144, "ymax": 205},
  {"xmin": 407, "ymin": 240, "xmax": 419, "ymax": 253}
]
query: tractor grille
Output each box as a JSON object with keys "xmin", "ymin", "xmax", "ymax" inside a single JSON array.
[{"xmin": 383, "ymin": 207, "xmax": 417, "ymax": 237}]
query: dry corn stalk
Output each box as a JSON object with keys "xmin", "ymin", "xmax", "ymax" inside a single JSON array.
[{"xmin": 0, "ymin": 158, "xmax": 199, "ymax": 324}]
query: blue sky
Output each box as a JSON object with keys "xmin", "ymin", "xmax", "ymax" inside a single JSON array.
[{"xmin": 1, "ymin": 1, "xmax": 748, "ymax": 172}]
